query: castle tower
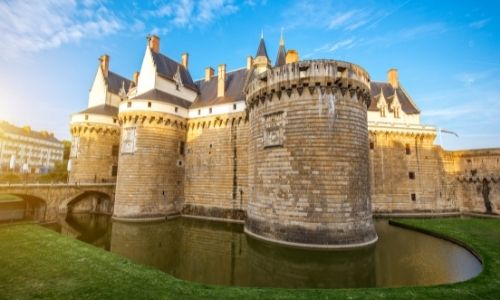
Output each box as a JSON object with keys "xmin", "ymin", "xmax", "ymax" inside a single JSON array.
[
  {"xmin": 69, "ymin": 55, "xmax": 129, "ymax": 184},
  {"xmin": 244, "ymin": 57, "xmax": 378, "ymax": 248},
  {"xmin": 113, "ymin": 35, "xmax": 197, "ymax": 221}
]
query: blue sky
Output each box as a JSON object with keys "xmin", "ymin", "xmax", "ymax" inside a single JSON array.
[{"xmin": 0, "ymin": 0, "xmax": 498, "ymax": 150}]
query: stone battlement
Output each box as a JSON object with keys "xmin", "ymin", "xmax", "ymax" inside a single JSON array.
[{"xmin": 246, "ymin": 60, "xmax": 371, "ymax": 108}]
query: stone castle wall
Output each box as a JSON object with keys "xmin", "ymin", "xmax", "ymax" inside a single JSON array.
[
  {"xmin": 447, "ymin": 149, "xmax": 500, "ymax": 214},
  {"xmin": 183, "ymin": 112, "xmax": 249, "ymax": 220},
  {"xmin": 369, "ymin": 132, "xmax": 458, "ymax": 214},
  {"xmin": 69, "ymin": 124, "xmax": 120, "ymax": 184},
  {"xmin": 244, "ymin": 60, "xmax": 377, "ymax": 247},
  {"xmin": 113, "ymin": 112, "xmax": 186, "ymax": 219}
]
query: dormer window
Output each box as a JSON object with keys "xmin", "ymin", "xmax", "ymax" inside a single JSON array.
[
  {"xmin": 394, "ymin": 107, "xmax": 400, "ymax": 118},
  {"xmin": 198, "ymin": 109, "xmax": 201, "ymax": 115},
  {"xmin": 175, "ymin": 107, "xmax": 178, "ymax": 113},
  {"xmin": 173, "ymin": 66, "xmax": 183, "ymax": 91},
  {"xmin": 380, "ymin": 106, "xmax": 386, "ymax": 117},
  {"xmin": 209, "ymin": 107, "xmax": 213, "ymax": 114}
]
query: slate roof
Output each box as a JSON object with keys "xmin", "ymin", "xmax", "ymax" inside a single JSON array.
[
  {"xmin": 256, "ymin": 38, "xmax": 269, "ymax": 59},
  {"xmin": 78, "ymin": 104, "xmax": 118, "ymax": 117},
  {"xmin": 275, "ymin": 44, "xmax": 286, "ymax": 67},
  {"xmin": 369, "ymin": 82, "xmax": 420, "ymax": 115},
  {"xmin": 150, "ymin": 51, "xmax": 197, "ymax": 91},
  {"xmin": 0, "ymin": 121, "xmax": 61, "ymax": 143},
  {"xmin": 107, "ymin": 71, "xmax": 132, "ymax": 95},
  {"xmin": 132, "ymin": 89, "xmax": 192, "ymax": 109},
  {"xmin": 191, "ymin": 68, "xmax": 249, "ymax": 109}
]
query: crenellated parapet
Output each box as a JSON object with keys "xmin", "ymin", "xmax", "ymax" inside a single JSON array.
[
  {"xmin": 70, "ymin": 124, "xmax": 120, "ymax": 137},
  {"xmin": 118, "ymin": 111, "xmax": 188, "ymax": 130},
  {"xmin": 246, "ymin": 60, "xmax": 371, "ymax": 110},
  {"xmin": 186, "ymin": 112, "xmax": 248, "ymax": 131}
]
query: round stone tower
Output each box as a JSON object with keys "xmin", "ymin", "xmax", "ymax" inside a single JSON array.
[
  {"xmin": 112, "ymin": 101, "xmax": 187, "ymax": 221},
  {"xmin": 69, "ymin": 109, "xmax": 120, "ymax": 184},
  {"xmin": 244, "ymin": 60, "xmax": 377, "ymax": 248}
]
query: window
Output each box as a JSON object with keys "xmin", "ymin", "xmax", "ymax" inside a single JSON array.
[
  {"xmin": 111, "ymin": 145, "xmax": 119, "ymax": 157},
  {"xmin": 176, "ymin": 83, "xmax": 180, "ymax": 91},
  {"xmin": 175, "ymin": 107, "xmax": 178, "ymax": 113},
  {"xmin": 209, "ymin": 107, "xmax": 213, "ymax": 114},
  {"xmin": 380, "ymin": 107, "xmax": 386, "ymax": 117},
  {"xmin": 198, "ymin": 109, "xmax": 201, "ymax": 115},
  {"xmin": 127, "ymin": 102, "xmax": 132, "ymax": 108},
  {"xmin": 148, "ymin": 102, "xmax": 152, "ymax": 108},
  {"xmin": 85, "ymin": 114, "xmax": 89, "ymax": 121},
  {"xmin": 370, "ymin": 141, "xmax": 374, "ymax": 150},
  {"xmin": 409, "ymin": 172, "xmax": 415, "ymax": 180},
  {"xmin": 113, "ymin": 119, "xmax": 117, "ymax": 124},
  {"xmin": 233, "ymin": 104, "xmax": 237, "ymax": 110},
  {"xmin": 411, "ymin": 193, "xmax": 416, "ymax": 201},
  {"xmin": 405, "ymin": 144, "xmax": 411, "ymax": 155},
  {"xmin": 112, "ymin": 165, "xmax": 118, "ymax": 177},
  {"xmin": 394, "ymin": 108, "xmax": 400, "ymax": 118},
  {"xmin": 179, "ymin": 141, "xmax": 185, "ymax": 155}
]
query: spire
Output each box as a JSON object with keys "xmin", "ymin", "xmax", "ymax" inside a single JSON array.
[
  {"xmin": 275, "ymin": 28, "xmax": 286, "ymax": 67},
  {"xmin": 256, "ymin": 33, "xmax": 269, "ymax": 59}
]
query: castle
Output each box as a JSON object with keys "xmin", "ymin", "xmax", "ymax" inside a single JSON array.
[{"xmin": 68, "ymin": 34, "xmax": 500, "ymax": 248}]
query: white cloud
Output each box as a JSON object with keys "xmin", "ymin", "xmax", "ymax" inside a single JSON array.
[
  {"xmin": 0, "ymin": 0, "xmax": 122, "ymax": 58},
  {"xmin": 327, "ymin": 10, "xmax": 358, "ymax": 29},
  {"xmin": 147, "ymin": 0, "xmax": 239, "ymax": 31},
  {"xmin": 469, "ymin": 18, "xmax": 491, "ymax": 29}
]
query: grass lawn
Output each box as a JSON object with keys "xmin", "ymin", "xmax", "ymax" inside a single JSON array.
[
  {"xmin": 0, "ymin": 194, "xmax": 22, "ymax": 202},
  {"xmin": 0, "ymin": 218, "xmax": 499, "ymax": 299}
]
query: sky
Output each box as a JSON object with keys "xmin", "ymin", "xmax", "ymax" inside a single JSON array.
[{"xmin": 0, "ymin": 0, "xmax": 498, "ymax": 150}]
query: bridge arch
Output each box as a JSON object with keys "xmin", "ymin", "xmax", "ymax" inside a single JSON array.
[
  {"xmin": 59, "ymin": 190, "xmax": 114, "ymax": 215},
  {"xmin": 0, "ymin": 193, "xmax": 48, "ymax": 222}
]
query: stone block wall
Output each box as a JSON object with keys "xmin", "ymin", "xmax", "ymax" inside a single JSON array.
[
  {"xmin": 245, "ymin": 60, "xmax": 377, "ymax": 247},
  {"xmin": 69, "ymin": 125, "xmax": 120, "ymax": 184},
  {"xmin": 369, "ymin": 132, "xmax": 458, "ymax": 213},
  {"xmin": 113, "ymin": 112, "xmax": 186, "ymax": 219},
  {"xmin": 183, "ymin": 112, "xmax": 248, "ymax": 220},
  {"xmin": 448, "ymin": 149, "xmax": 500, "ymax": 214}
]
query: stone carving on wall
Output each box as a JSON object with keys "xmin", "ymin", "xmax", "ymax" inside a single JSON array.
[
  {"xmin": 70, "ymin": 136, "xmax": 80, "ymax": 158},
  {"xmin": 121, "ymin": 127, "xmax": 137, "ymax": 154},
  {"xmin": 263, "ymin": 111, "xmax": 284, "ymax": 148}
]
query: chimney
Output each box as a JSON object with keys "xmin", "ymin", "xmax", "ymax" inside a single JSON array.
[
  {"xmin": 99, "ymin": 54, "xmax": 109, "ymax": 77},
  {"xmin": 148, "ymin": 35, "xmax": 160, "ymax": 53},
  {"xmin": 217, "ymin": 64, "xmax": 226, "ymax": 98},
  {"xmin": 388, "ymin": 68, "xmax": 399, "ymax": 88},
  {"xmin": 133, "ymin": 71, "xmax": 140, "ymax": 86},
  {"xmin": 246, "ymin": 56, "xmax": 253, "ymax": 70},
  {"xmin": 181, "ymin": 53, "xmax": 189, "ymax": 70},
  {"xmin": 205, "ymin": 67, "xmax": 214, "ymax": 82},
  {"xmin": 285, "ymin": 50, "xmax": 299, "ymax": 64}
]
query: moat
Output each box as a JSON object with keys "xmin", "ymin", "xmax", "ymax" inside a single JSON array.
[{"xmin": 45, "ymin": 214, "xmax": 481, "ymax": 289}]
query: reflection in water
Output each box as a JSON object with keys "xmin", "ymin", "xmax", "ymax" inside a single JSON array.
[{"xmin": 48, "ymin": 215, "xmax": 482, "ymax": 289}]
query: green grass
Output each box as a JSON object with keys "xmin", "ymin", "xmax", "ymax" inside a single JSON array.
[
  {"xmin": 0, "ymin": 194, "xmax": 22, "ymax": 202},
  {"xmin": 0, "ymin": 218, "xmax": 499, "ymax": 299}
]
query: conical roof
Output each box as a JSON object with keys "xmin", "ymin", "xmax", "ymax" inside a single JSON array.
[
  {"xmin": 275, "ymin": 33, "xmax": 286, "ymax": 67},
  {"xmin": 256, "ymin": 37, "xmax": 269, "ymax": 59}
]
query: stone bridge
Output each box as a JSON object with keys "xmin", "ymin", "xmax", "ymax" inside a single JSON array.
[{"xmin": 0, "ymin": 183, "xmax": 115, "ymax": 223}]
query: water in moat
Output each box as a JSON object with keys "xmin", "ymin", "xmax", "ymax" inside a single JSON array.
[{"xmin": 46, "ymin": 214, "xmax": 482, "ymax": 289}]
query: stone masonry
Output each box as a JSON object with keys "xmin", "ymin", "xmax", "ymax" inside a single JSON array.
[{"xmin": 244, "ymin": 60, "xmax": 377, "ymax": 247}]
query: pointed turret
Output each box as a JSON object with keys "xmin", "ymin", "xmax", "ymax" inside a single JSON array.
[
  {"xmin": 275, "ymin": 29, "xmax": 286, "ymax": 67},
  {"xmin": 256, "ymin": 30, "xmax": 269, "ymax": 59},
  {"xmin": 253, "ymin": 32, "xmax": 271, "ymax": 73}
]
